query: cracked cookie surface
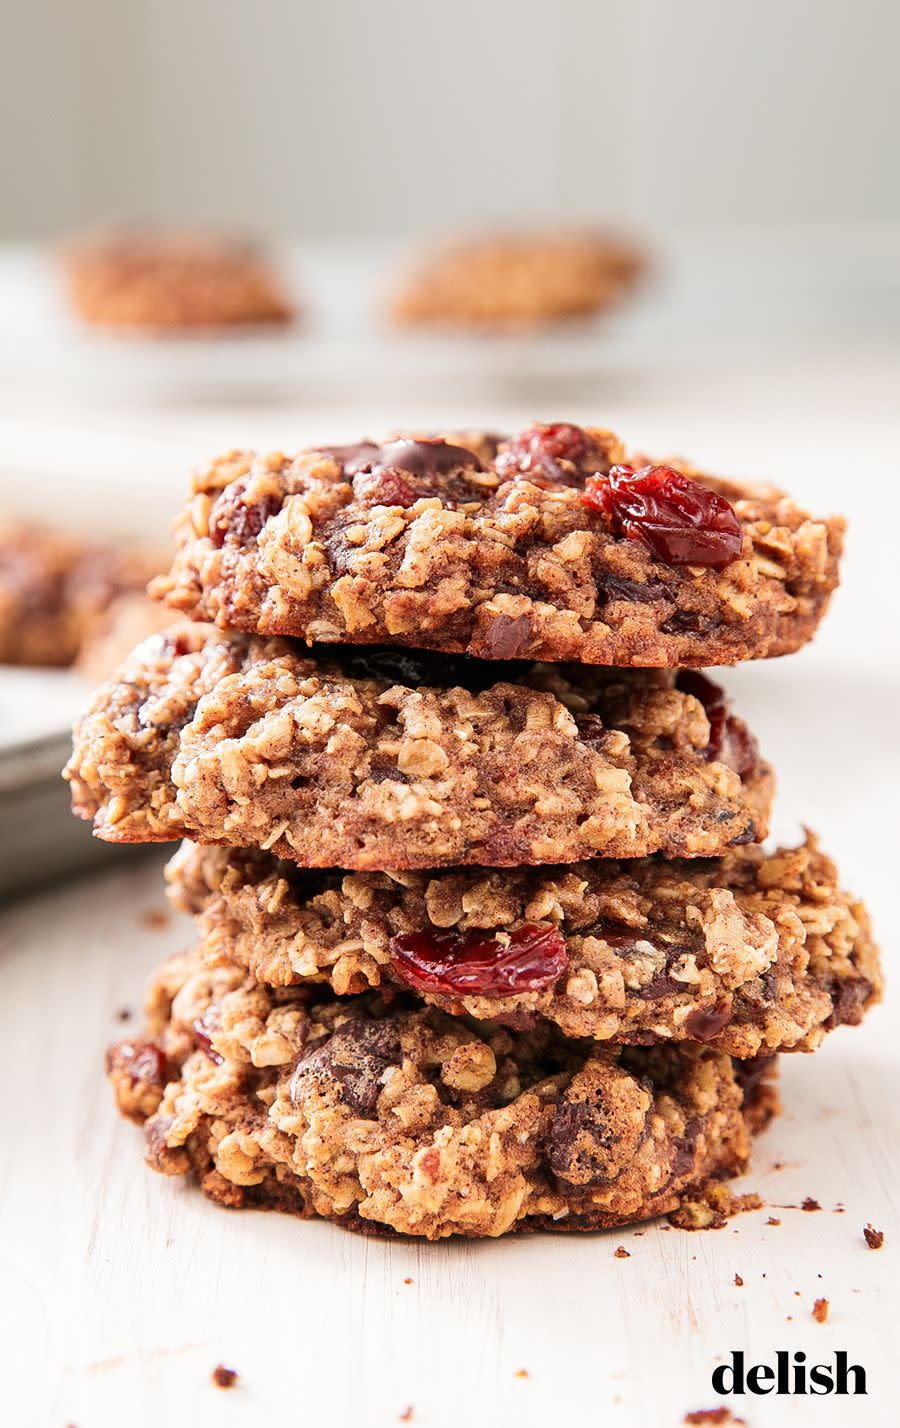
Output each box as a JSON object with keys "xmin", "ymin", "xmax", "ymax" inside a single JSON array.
[
  {"xmin": 167, "ymin": 835, "xmax": 880, "ymax": 1057},
  {"xmin": 150, "ymin": 425, "xmax": 844, "ymax": 668},
  {"xmin": 65, "ymin": 626, "xmax": 772, "ymax": 869},
  {"xmin": 108, "ymin": 948, "xmax": 779, "ymax": 1239}
]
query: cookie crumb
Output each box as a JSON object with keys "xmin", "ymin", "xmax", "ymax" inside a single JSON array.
[
  {"xmin": 812, "ymin": 1297, "xmax": 829, "ymax": 1324},
  {"xmin": 211, "ymin": 1364, "xmax": 238, "ymax": 1389},
  {"xmin": 403, "ymin": 1276, "xmax": 414, "ymax": 1284},
  {"xmin": 733, "ymin": 1273, "xmax": 743, "ymax": 1286},
  {"xmin": 802, "ymin": 1197, "xmax": 821, "ymax": 1212},
  {"xmin": 684, "ymin": 1409, "xmax": 744, "ymax": 1425},
  {"xmin": 766, "ymin": 1216, "xmax": 781, "ymax": 1226},
  {"xmin": 863, "ymin": 1224, "xmax": 884, "ymax": 1250},
  {"xmin": 398, "ymin": 1407, "xmax": 414, "ymax": 1423},
  {"xmin": 116, "ymin": 1007, "xmax": 132, "ymax": 1022},
  {"xmin": 669, "ymin": 1183, "xmax": 761, "ymax": 1231},
  {"xmin": 514, "ymin": 1368, "xmax": 529, "ymax": 1379},
  {"xmin": 614, "ymin": 1246, "xmax": 631, "ymax": 1259},
  {"xmin": 141, "ymin": 907, "xmax": 169, "ymax": 931}
]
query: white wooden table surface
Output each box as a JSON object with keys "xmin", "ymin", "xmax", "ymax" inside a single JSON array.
[{"xmin": 1, "ymin": 295, "xmax": 899, "ymax": 1425}]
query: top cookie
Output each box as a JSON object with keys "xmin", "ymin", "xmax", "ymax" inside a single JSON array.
[
  {"xmin": 389, "ymin": 231, "xmax": 642, "ymax": 330},
  {"xmin": 151, "ymin": 425, "xmax": 844, "ymax": 668}
]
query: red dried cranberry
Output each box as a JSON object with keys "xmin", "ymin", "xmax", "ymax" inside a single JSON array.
[
  {"xmin": 192, "ymin": 1016, "xmax": 224, "ymax": 1065},
  {"xmin": 210, "ymin": 478, "xmax": 282, "ymax": 548},
  {"xmin": 390, "ymin": 923, "xmax": 567, "ymax": 997},
  {"xmin": 583, "ymin": 464, "xmax": 743, "ymax": 568},
  {"xmin": 495, "ymin": 423, "xmax": 600, "ymax": 485},
  {"xmin": 119, "ymin": 1040, "xmax": 170, "ymax": 1087},
  {"xmin": 677, "ymin": 670, "xmax": 759, "ymax": 779},
  {"xmin": 351, "ymin": 467, "xmax": 418, "ymax": 508}
]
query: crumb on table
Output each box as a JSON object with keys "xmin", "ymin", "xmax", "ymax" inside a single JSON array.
[
  {"xmin": 211, "ymin": 1364, "xmax": 238, "ymax": 1389},
  {"xmin": 863, "ymin": 1223, "xmax": 884, "ymax": 1249},
  {"xmin": 812, "ymin": 1297, "xmax": 830, "ymax": 1324}
]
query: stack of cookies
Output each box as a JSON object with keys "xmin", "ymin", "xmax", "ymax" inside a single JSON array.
[{"xmin": 66, "ymin": 423, "xmax": 881, "ymax": 1239}]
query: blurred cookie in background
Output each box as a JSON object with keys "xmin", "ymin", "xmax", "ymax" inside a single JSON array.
[
  {"xmin": 61, "ymin": 230, "xmax": 295, "ymax": 333},
  {"xmin": 389, "ymin": 229, "xmax": 643, "ymax": 331},
  {"xmin": 76, "ymin": 592, "xmax": 171, "ymax": 683},
  {"xmin": 0, "ymin": 522, "xmax": 163, "ymax": 668}
]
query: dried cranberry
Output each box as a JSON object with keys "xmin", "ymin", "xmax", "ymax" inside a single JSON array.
[
  {"xmin": 116, "ymin": 1040, "xmax": 170, "ymax": 1087},
  {"xmin": 192, "ymin": 1016, "xmax": 224, "ymax": 1065},
  {"xmin": 390, "ymin": 923, "xmax": 568, "ymax": 997},
  {"xmin": 210, "ymin": 477, "xmax": 282, "ymax": 548},
  {"xmin": 676, "ymin": 670, "xmax": 759, "ymax": 779},
  {"xmin": 495, "ymin": 423, "xmax": 602, "ymax": 485},
  {"xmin": 352, "ymin": 467, "xmax": 418, "ymax": 508},
  {"xmin": 583, "ymin": 464, "xmax": 743, "ymax": 568}
]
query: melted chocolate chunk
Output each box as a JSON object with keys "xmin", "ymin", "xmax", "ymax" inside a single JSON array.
[
  {"xmin": 376, "ymin": 438, "xmax": 484, "ymax": 477},
  {"xmin": 683, "ymin": 1001, "xmax": 732, "ymax": 1042},
  {"xmin": 291, "ymin": 1017, "xmax": 402, "ymax": 1117},
  {"xmin": 320, "ymin": 442, "xmax": 381, "ymax": 476}
]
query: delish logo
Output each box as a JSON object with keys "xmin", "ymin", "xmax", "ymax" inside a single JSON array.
[{"xmin": 712, "ymin": 1350, "xmax": 867, "ymax": 1396}]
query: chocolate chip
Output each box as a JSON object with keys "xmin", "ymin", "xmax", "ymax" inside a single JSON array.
[
  {"xmin": 292, "ymin": 1017, "xmax": 402, "ymax": 1117},
  {"xmin": 481, "ymin": 614, "xmax": 533, "ymax": 660},
  {"xmin": 376, "ymin": 438, "xmax": 484, "ymax": 477},
  {"xmin": 826, "ymin": 975, "xmax": 873, "ymax": 1028},
  {"xmin": 546, "ymin": 1072, "xmax": 649, "ymax": 1187},
  {"xmin": 683, "ymin": 1002, "xmax": 732, "ymax": 1042},
  {"xmin": 321, "ymin": 442, "xmax": 381, "ymax": 475}
]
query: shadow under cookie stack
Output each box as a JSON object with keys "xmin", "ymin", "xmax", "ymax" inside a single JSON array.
[{"xmin": 66, "ymin": 423, "xmax": 882, "ymax": 1240}]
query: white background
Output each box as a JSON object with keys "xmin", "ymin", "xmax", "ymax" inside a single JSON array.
[{"xmin": 2, "ymin": 0, "xmax": 900, "ymax": 239}]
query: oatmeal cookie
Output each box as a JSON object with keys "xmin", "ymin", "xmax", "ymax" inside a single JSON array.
[
  {"xmin": 150, "ymin": 425, "xmax": 844, "ymax": 667},
  {"xmin": 107, "ymin": 948, "xmax": 778, "ymax": 1239},
  {"xmin": 167, "ymin": 835, "xmax": 880, "ymax": 1057},
  {"xmin": 389, "ymin": 231, "xmax": 641, "ymax": 330},
  {"xmin": 66, "ymin": 627, "xmax": 772, "ymax": 868},
  {"xmin": 63, "ymin": 230, "xmax": 293, "ymax": 331},
  {"xmin": 0, "ymin": 522, "xmax": 161, "ymax": 667},
  {"xmin": 76, "ymin": 591, "xmax": 172, "ymax": 682}
]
